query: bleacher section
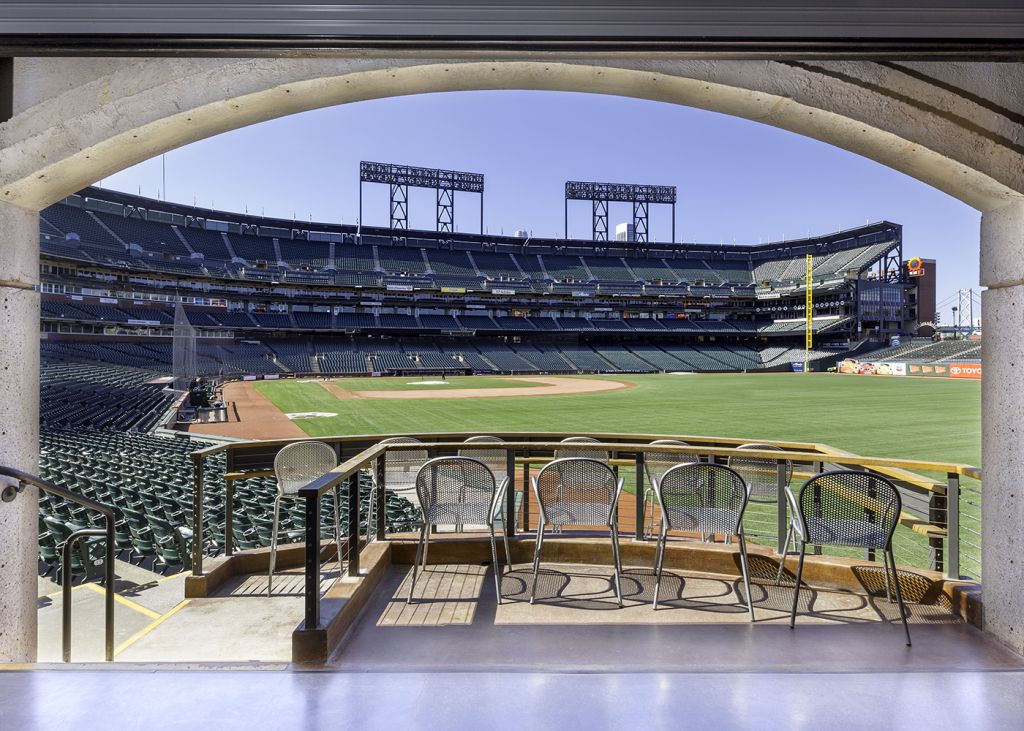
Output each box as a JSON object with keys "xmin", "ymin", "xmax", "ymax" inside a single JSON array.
[
  {"xmin": 37, "ymin": 430, "xmax": 418, "ymax": 578},
  {"xmin": 867, "ymin": 339, "xmax": 982, "ymax": 363}
]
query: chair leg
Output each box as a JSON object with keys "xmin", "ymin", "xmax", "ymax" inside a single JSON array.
[
  {"xmin": 738, "ymin": 533, "xmax": 755, "ymax": 622},
  {"xmin": 501, "ymin": 520, "xmax": 512, "ymax": 571},
  {"xmin": 610, "ymin": 522, "xmax": 623, "ymax": 607},
  {"xmin": 789, "ymin": 542, "xmax": 807, "ymax": 629},
  {"xmin": 775, "ymin": 525, "xmax": 793, "ymax": 585},
  {"xmin": 653, "ymin": 520, "xmax": 668, "ymax": 610},
  {"xmin": 882, "ymin": 549, "xmax": 893, "ymax": 603},
  {"xmin": 489, "ymin": 525, "xmax": 503, "ymax": 605},
  {"xmin": 422, "ymin": 524, "xmax": 430, "ymax": 572},
  {"xmin": 643, "ymin": 488, "xmax": 653, "ymax": 541},
  {"xmin": 530, "ymin": 523, "xmax": 546, "ymax": 605},
  {"xmin": 267, "ymin": 497, "xmax": 281, "ymax": 597},
  {"xmin": 407, "ymin": 523, "xmax": 427, "ymax": 605},
  {"xmin": 887, "ymin": 548, "xmax": 912, "ymax": 647},
  {"xmin": 333, "ymin": 486, "xmax": 344, "ymax": 573}
]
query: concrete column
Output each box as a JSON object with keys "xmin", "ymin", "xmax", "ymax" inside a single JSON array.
[
  {"xmin": 980, "ymin": 200, "xmax": 1024, "ymax": 655},
  {"xmin": 0, "ymin": 202, "xmax": 39, "ymax": 663}
]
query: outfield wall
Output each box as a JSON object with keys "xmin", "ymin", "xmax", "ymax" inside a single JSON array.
[{"xmin": 839, "ymin": 359, "xmax": 982, "ymax": 379}]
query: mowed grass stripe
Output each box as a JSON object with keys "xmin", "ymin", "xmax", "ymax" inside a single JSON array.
[
  {"xmin": 329, "ymin": 376, "xmax": 541, "ymax": 391},
  {"xmin": 254, "ymin": 373, "xmax": 980, "ymax": 467}
]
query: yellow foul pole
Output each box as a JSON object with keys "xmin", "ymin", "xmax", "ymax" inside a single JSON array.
[{"xmin": 805, "ymin": 254, "xmax": 813, "ymax": 373}]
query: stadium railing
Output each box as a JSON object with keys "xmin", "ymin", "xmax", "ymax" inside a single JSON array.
[
  {"xmin": 1, "ymin": 464, "xmax": 115, "ymax": 662},
  {"xmin": 188, "ymin": 432, "xmax": 980, "ymax": 633}
]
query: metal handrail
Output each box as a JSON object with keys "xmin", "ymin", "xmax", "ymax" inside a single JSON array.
[
  {"xmin": 186, "ymin": 431, "xmax": 980, "ymax": 631},
  {"xmin": 1, "ymin": 465, "xmax": 115, "ymax": 662}
]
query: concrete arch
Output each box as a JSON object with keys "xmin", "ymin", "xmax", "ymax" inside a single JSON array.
[
  {"xmin": 2, "ymin": 57, "xmax": 1022, "ymax": 213},
  {"xmin": 3, "ymin": 55, "xmax": 1024, "ymax": 662}
]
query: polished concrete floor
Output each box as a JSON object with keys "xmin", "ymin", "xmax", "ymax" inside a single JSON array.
[
  {"xmin": 3, "ymin": 669, "xmax": 1024, "ymax": 730},
  {"xmin": 11, "ymin": 560, "xmax": 1024, "ymax": 729}
]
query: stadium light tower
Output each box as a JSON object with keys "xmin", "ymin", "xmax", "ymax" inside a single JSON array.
[
  {"xmin": 359, "ymin": 161, "xmax": 484, "ymax": 235},
  {"xmin": 565, "ymin": 181, "xmax": 676, "ymax": 243}
]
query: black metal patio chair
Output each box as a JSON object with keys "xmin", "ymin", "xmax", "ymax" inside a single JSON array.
[
  {"xmin": 652, "ymin": 462, "xmax": 754, "ymax": 619},
  {"xmin": 786, "ymin": 469, "xmax": 912, "ymax": 646},
  {"xmin": 408, "ymin": 456, "xmax": 510, "ymax": 605},
  {"xmin": 530, "ymin": 457, "xmax": 624, "ymax": 606}
]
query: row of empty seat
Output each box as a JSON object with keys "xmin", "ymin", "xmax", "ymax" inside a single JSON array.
[{"xmin": 41, "ymin": 200, "xmax": 897, "ymax": 291}]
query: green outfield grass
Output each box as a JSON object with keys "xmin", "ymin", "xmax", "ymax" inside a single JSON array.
[
  {"xmin": 254, "ymin": 373, "xmax": 980, "ymax": 466},
  {"xmin": 325, "ymin": 375, "xmax": 539, "ymax": 391},
  {"xmin": 253, "ymin": 372, "xmax": 982, "ymax": 577}
]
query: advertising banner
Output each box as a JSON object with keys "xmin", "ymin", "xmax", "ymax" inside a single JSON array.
[
  {"xmin": 949, "ymin": 363, "xmax": 982, "ymax": 379},
  {"xmin": 490, "ymin": 288, "xmax": 515, "ymax": 296},
  {"xmin": 838, "ymin": 360, "xmax": 906, "ymax": 376},
  {"xmin": 790, "ymin": 362, "xmax": 805, "ymax": 372},
  {"xmin": 907, "ymin": 364, "xmax": 950, "ymax": 377}
]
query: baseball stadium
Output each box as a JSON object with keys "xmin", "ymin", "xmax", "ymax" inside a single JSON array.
[
  {"xmin": 7, "ymin": 13, "xmax": 1024, "ymax": 724},
  {"xmin": 25, "ymin": 166, "xmax": 985, "ymax": 665}
]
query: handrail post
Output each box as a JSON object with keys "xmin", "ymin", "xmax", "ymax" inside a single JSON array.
[
  {"xmin": 104, "ymin": 514, "xmax": 115, "ymax": 662},
  {"xmin": 505, "ymin": 447, "xmax": 516, "ymax": 538},
  {"xmin": 304, "ymin": 490, "xmax": 320, "ymax": 630},
  {"xmin": 947, "ymin": 472, "xmax": 961, "ymax": 580},
  {"xmin": 635, "ymin": 451, "xmax": 645, "ymax": 540},
  {"xmin": 61, "ymin": 527, "xmax": 107, "ymax": 662},
  {"xmin": 225, "ymin": 477, "xmax": 235, "ymax": 558},
  {"xmin": 375, "ymin": 455, "xmax": 386, "ymax": 542},
  {"xmin": 347, "ymin": 475, "xmax": 360, "ymax": 577},
  {"xmin": 191, "ymin": 452, "xmax": 204, "ymax": 576},
  {"xmin": 521, "ymin": 454, "xmax": 531, "ymax": 533},
  {"xmin": 776, "ymin": 461, "xmax": 788, "ymax": 555}
]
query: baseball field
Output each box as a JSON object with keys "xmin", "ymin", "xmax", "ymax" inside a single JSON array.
[{"xmin": 243, "ymin": 372, "xmax": 980, "ymax": 468}]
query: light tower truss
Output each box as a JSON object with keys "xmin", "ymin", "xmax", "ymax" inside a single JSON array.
[
  {"xmin": 565, "ymin": 181, "xmax": 676, "ymax": 243},
  {"xmin": 359, "ymin": 161, "xmax": 484, "ymax": 235}
]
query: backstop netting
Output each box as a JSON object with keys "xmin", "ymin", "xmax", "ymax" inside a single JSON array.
[{"xmin": 172, "ymin": 302, "xmax": 198, "ymax": 391}]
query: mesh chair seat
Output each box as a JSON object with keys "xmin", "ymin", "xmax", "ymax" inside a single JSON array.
[
  {"xmin": 530, "ymin": 458, "xmax": 624, "ymax": 606},
  {"xmin": 408, "ymin": 456, "xmax": 510, "ymax": 605},
  {"xmin": 542, "ymin": 501, "xmax": 614, "ymax": 527},
  {"xmin": 424, "ymin": 501, "xmax": 492, "ymax": 526},
  {"xmin": 652, "ymin": 463, "xmax": 753, "ymax": 617},
  {"xmin": 663, "ymin": 505, "xmax": 740, "ymax": 536},
  {"xmin": 787, "ymin": 470, "xmax": 911, "ymax": 646},
  {"xmin": 804, "ymin": 517, "xmax": 889, "ymax": 549}
]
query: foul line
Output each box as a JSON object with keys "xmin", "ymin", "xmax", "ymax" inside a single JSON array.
[
  {"xmin": 113, "ymin": 599, "xmax": 192, "ymax": 657},
  {"xmin": 80, "ymin": 582, "xmax": 161, "ymax": 620}
]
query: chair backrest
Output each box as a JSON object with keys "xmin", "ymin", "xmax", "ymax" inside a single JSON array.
[
  {"xmin": 656, "ymin": 463, "xmax": 749, "ymax": 536},
  {"xmin": 796, "ymin": 470, "xmax": 901, "ymax": 549},
  {"xmin": 533, "ymin": 458, "xmax": 619, "ymax": 527},
  {"xmin": 727, "ymin": 443, "xmax": 794, "ymax": 503},
  {"xmin": 554, "ymin": 436, "xmax": 609, "ymax": 462},
  {"xmin": 415, "ymin": 456, "xmax": 498, "ymax": 523},
  {"xmin": 644, "ymin": 439, "xmax": 691, "ymax": 487},
  {"xmin": 379, "ymin": 436, "xmax": 428, "ymax": 491},
  {"xmin": 459, "ymin": 436, "xmax": 508, "ymax": 485},
  {"xmin": 273, "ymin": 441, "xmax": 338, "ymax": 497}
]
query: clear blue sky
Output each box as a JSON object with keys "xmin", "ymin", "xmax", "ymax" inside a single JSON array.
[{"xmin": 100, "ymin": 90, "xmax": 981, "ymax": 325}]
